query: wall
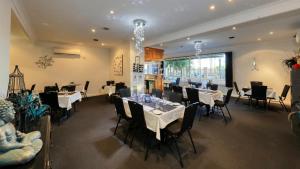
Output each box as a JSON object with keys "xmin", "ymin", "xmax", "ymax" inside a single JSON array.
[
  {"xmin": 110, "ymin": 41, "xmax": 131, "ymax": 86},
  {"xmin": 0, "ymin": 0, "xmax": 11, "ymax": 97},
  {"xmin": 166, "ymin": 38, "xmax": 298, "ymax": 104},
  {"xmin": 10, "ymin": 18, "xmax": 112, "ymax": 96}
]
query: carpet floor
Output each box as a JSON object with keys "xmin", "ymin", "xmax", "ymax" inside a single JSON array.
[{"xmin": 51, "ymin": 96, "xmax": 300, "ymax": 169}]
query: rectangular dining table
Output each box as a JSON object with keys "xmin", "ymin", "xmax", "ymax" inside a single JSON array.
[
  {"xmin": 58, "ymin": 91, "xmax": 82, "ymax": 110},
  {"xmin": 122, "ymin": 97, "xmax": 185, "ymax": 140},
  {"xmin": 182, "ymin": 87, "xmax": 224, "ymax": 107}
]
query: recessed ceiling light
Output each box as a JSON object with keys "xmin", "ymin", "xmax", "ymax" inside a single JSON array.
[
  {"xmin": 228, "ymin": 0, "xmax": 233, "ymax": 2},
  {"xmin": 131, "ymin": 37, "xmax": 135, "ymax": 41},
  {"xmin": 186, "ymin": 37, "xmax": 191, "ymax": 40},
  {"xmin": 91, "ymin": 28, "xmax": 96, "ymax": 33},
  {"xmin": 101, "ymin": 43, "xmax": 105, "ymax": 46},
  {"xmin": 232, "ymin": 26, "xmax": 237, "ymax": 30},
  {"xmin": 257, "ymin": 38, "xmax": 262, "ymax": 41},
  {"xmin": 269, "ymin": 31, "xmax": 274, "ymax": 35},
  {"xmin": 102, "ymin": 27, "xmax": 110, "ymax": 31},
  {"xmin": 209, "ymin": 5, "xmax": 215, "ymax": 10},
  {"xmin": 110, "ymin": 10, "xmax": 114, "ymax": 14}
]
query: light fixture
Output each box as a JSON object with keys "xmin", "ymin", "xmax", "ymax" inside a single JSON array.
[
  {"xmin": 194, "ymin": 41, "xmax": 202, "ymax": 56},
  {"xmin": 228, "ymin": 0, "xmax": 233, "ymax": 2},
  {"xmin": 269, "ymin": 31, "xmax": 274, "ymax": 35},
  {"xmin": 186, "ymin": 37, "xmax": 191, "ymax": 40},
  {"xmin": 91, "ymin": 28, "xmax": 96, "ymax": 33},
  {"xmin": 133, "ymin": 19, "xmax": 146, "ymax": 56},
  {"xmin": 209, "ymin": 5, "xmax": 215, "ymax": 10},
  {"xmin": 110, "ymin": 10, "xmax": 114, "ymax": 14},
  {"xmin": 257, "ymin": 38, "xmax": 262, "ymax": 41},
  {"xmin": 232, "ymin": 26, "xmax": 237, "ymax": 30},
  {"xmin": 101, "ymin": 43, "xmax": 105, "ymax": 46}
]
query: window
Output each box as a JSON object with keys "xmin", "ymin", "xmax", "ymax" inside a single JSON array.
[{"xmin": 164, "ymin": 53, "xmax": 227, "ymax": 85}]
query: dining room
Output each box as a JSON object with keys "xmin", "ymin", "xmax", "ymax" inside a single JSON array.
[{"xmin": 1, "ymin": 0, "xmax": 300, "ymax": 169}]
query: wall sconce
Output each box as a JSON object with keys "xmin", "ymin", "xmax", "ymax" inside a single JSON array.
[{"xmin": 251, "ymin": 57, "xmax": 258, "ymax": 71}]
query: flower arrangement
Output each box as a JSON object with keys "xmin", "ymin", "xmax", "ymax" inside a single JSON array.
[{"xmin": 283, "ymin": 47, "xmax": 300, "ymax": 70}]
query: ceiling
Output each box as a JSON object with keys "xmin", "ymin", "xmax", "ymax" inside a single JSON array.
[
  {"xmin": 153, "ymin": 10, "xmax": 300, "ymax": 57},
  {"xmin": 20, "ymin": 0, "xmax": 282, "ymax": 48}
]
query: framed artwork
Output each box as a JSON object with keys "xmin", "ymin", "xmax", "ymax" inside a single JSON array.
[{"xmin": 113, "ymin": 54, "xmax": 123, "ymax": 75}]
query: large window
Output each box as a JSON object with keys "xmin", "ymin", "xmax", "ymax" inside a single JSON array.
[{"xmin": 164, "ymin": 53, "xmax": 228, "ymax": 85}]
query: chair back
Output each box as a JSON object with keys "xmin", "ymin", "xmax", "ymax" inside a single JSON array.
[
  {"xmin": 44, "ymin": 86, "xmax": 59, "ymax": 93},
  {"xmin": 175, "ymin": 78, "xmax": 180, "ymax": 85},
  {"xmin": 168, "ymin": 92, "xmax": 183, "ymax": 103},
  {"xmin": 30, "ymin": 84, "xmax": 36, "ymax": 91},
  {"xmin": 186, "ymin": 88, "xmax": 199, "ymax": 104},
  {"xmin": 251, "ymin": 85, "xmax": 267, "ymax": 100},
  {"xmin": 84, "ymin": 81, "xmax": 90, "ymax": 91},
  {"xmin": 224, "ymin": 89, "xmax": 233, "ymax": 105},
  {"xmin": 115, "ymin": 82, "xmax": 126, "ymax": 93},
  {"xmin": 210, "ymin": 84, "xmax": 218, "ymax": 91},
  {"xmin": 61, "ymin": 85, "xmax": 76, "ymax": 92},
  {"xmin": 250, "ymin": 81, "xmax": 263, "ymax": 88},
  {"xmin": 233, "ymin": 81, "xmax": 239, "ymax": 94},
  {"xmin": 180, "ymin": 103, "xmax": 198, "ymax": 133},
  {"xmin": 39, "ymin": 92, "xmax": 60, "ymax": 110},
  {"xmin": 55, "ymin": 83, "xmax": 60, "ymax": 92},
  {"xmin": 128, "ymin": 101, "xmax": 146, "ymax": 127},
  {"xmin": 152, "ymin": 89, "xmax": 162, "ymax": 99},
  {"xmin": 281, "ymin": 85, "xmax": 290, "ymax": 99},
  {"xmin": 172, "ymin": 85, "xmax": 183, "ymax": 94},
  {"xmin": 112, "ymin": 96, "xmax": 127, "ymax": 119},
  {"xmin": 119, "ymin": 88, "xmax": 131, "ymax": 98}
]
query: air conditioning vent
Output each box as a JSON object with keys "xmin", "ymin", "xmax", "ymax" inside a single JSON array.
[{"xmin": 53, "ymin": 48, "xmax": 81, "ymax": 55}]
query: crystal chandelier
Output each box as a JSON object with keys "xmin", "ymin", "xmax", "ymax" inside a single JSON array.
[
  {"xmin": 133, "ymin": 19, "xmax": 146, "ymax": 56},
  {"xmin": 194, "ymin": 41, "xmax": 202, "ymax": 56}
]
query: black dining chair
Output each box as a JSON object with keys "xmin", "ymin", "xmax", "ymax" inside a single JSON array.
[
  {"xmin": 186, "ymin": 88, "xmax": 199, "ymax": 104},
  {"xmin": 251, "ymin": 85, "xmax": 268, "ymax": 108},
  {"xmin": 172, "ymin": 85, "xmax": 183, "ymax": 93},
  {"xmin": 210, "ymin": 84, "xmax": 218, "ymax": 91},
  {"xmin": 44, "ymin": 86, "xmax": 59, "ymax": 93},
  {"xmin": 233, "ymin": 81, "xmax": 249, "ymax": 103},
  {"xmin": 115, "ymin": 82, "xmax": 126, "ymax": 93},
  {"xmin": 165, "ymin": 103, "xmax": 199, "ymax": 168},
  {"xmin": 168, "ymin": 92, "xmax": 183, "ymax": 104},
  {"xmin": 112, "ymin": 96, "xmax": 131, "ymax": 137},
  {"xmin": 213, "ymin": 89, "xmax": 233, "ymax": 123},
  {"xmin": 250, "ymin": 81, "xmax": 263, "ymax": 88},
  {"xmin": 152, "ymin": 88, "xmax": 162, "ymax": 99},
  {"xmin": 55, "ymin": 83, "xmax": 60, "ymax": 92},
  {"xmin": 268, "ymin": 85, "xmax": 290, "ymax": 112},
  {"xmin": 119, "ymin": 88, "xmax": 131, "ymax": 98},
  {"xmin": 61, "ymin": 85, "xmax": 76, "ymax": 92},
  {"xmin": 39, "ymin": 92, "xmax": 68, "ymax": 123},
  {"xmin": 81, "ymin": 81, "xmax": 90, "ymax": 98},
  {"xmin": 127, "ymin": 101, "xmax": 155, "ymax": 161},
  {"xmin": 175, "ymin": 78, "xmax": 181, "ymax": 85}
]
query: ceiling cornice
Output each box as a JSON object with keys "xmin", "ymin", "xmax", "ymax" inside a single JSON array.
[
  {"xmin": 145, "ymin": 0, "xmax": 300, "ymax": 47},
  {"xmin": 10, "ymin": 0, "xmax": 36, "ymax": 41}
]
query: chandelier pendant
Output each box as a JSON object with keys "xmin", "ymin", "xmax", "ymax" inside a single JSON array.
[
  {"xmin": 133, "ymin": 19, "xmax": 146, "ymax": 56},
  {"xmin": 194, "ymin": 41, "xmax": 202, "ymax": 57}
]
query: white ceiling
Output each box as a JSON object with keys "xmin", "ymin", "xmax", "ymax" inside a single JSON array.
[
  {"xmin": 20, "ymin": 0, "xmax": 282, "ymax": 47},
  {"xmin": 154, "ymin": 10, "xmax": 300, "ymax": 57}
]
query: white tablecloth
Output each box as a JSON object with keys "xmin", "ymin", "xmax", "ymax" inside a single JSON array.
[
  {"xmin": 58, "ymin": 91, "xmax": 82, "ymax": 110},
  {"xmin": 104, "ymin": 85, "xmax": 116, "ymax": 96},
  {"xmin": 183, "ymin": 87, "xmax": 224, "ymax": 107},
  {"xmin": 122, "ymin": 98, "xmax": 185, "ymax": 140},
  {"xmin": 243, "ymin": 88, "xmax": 277, "ymax": 99}
]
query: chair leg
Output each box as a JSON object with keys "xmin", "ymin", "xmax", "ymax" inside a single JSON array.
[
  {"xmin": 280, "ymin": 99, "xmax": 288, "ymax": 112},
  {"xmin": 114, "ymin": 116, "xmax": 121, "ymax": 135},
  {"xmin": 144, "ymin": 130, "xmax": 150, "ymax": 161},
  {"xmin": 124, "ymin": 123, "xmax": 132, "ymax": 144},
  {"xmin": 187, "ymin": 130, "xmax": 197, "ymax": 153},
  {"xmin": 130, "ymin": 128, "xmax": 137, "ymax": 148},
  {"xmin": 220, "ymin": 107, "xmax": 227, "ymax": 123},
  {"xmin": 235, "ymin": 95, "xmax": 241, "ymax": 103},
  {"xmin": 225, "ymin": 105, "xmax": 232, "ymax": 120},
  {"xmin": 173, "ymin": 138, "xmax": 184, "ymax": 168}
]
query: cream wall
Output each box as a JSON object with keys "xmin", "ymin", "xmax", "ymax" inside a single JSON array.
[
  {"xmin": 110, "ymin": 42, "xmax": 131, "ymax": 86},
  {"xmin": 0, "ymin": 0, "xmax": 11, "ymax": 97},
  {"xmin": 166, "ymin": 38, "xmax": 298, "ymax": 104},
  {"xmin": 10, "ymin": 26, "xmax": 112, "ymax": 96}
]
